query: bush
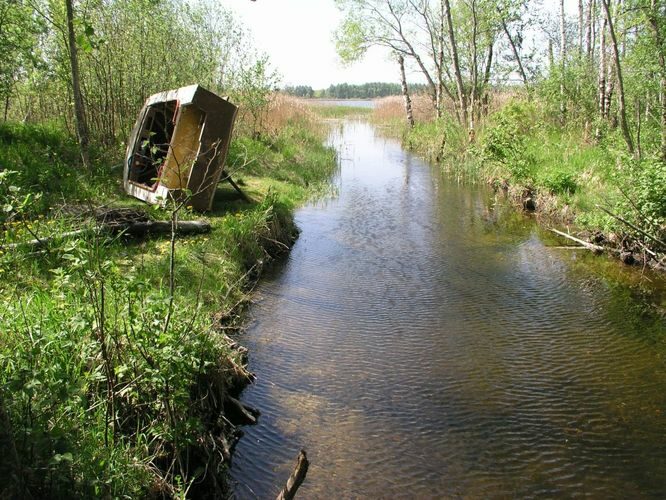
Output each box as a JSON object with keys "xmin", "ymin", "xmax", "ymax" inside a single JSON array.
[
  {"xmin": 480, "ymin": 100, "xmax": 539, "ymax": 181},
  {"xmin": 540, "ymin": 170, "xmax": 578, "ymax": 195}
]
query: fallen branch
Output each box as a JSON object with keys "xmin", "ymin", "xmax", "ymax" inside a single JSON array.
[
  {"xmin": 2, "ymin": 220, "xmax": 211, "ymax": 251},
  {"xmin": 596, "ymin": 205, "xmax": 666, "ymax": 249},
  {"xmin": 276, "ymin": 450, "xmax": 309, "ymax": 500},
  {"xmin": 548, "ymin": 228, "xmax": 606, "ymax": 254},
  {"xmin": 120, "ymin": 220, "xmax": 211, "ymax": 236}
]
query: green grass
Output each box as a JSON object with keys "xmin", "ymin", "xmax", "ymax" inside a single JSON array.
[{"xmin": 0, "ymin": 120, "xmax": 337, "ymax": 497}]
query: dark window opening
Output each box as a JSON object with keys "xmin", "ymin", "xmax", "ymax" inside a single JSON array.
[{"xmin": 129, "ymin": 100, "xmax": 178, "ymax": 188}]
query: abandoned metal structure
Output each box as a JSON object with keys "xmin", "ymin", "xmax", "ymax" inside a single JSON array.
[{"xmin": 124, "ymin": 84, "xmax": 238, "ymax": 211}]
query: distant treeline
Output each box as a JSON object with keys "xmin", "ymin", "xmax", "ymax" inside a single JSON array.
[{"xmin": 283, "ymin": 82, "xmax": 428, "ymax": 99}]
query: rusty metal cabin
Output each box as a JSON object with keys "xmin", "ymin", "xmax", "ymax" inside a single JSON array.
[{"xmin": 124, "ymin": 84, "xmax": 237, "ymax": 211}]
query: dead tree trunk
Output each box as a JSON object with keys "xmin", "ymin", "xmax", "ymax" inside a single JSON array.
[
  {"xmin": 276, "ymin": 450, "xmax": 309, "ymax": 500},
  {"xmin": 65, "ymin": 0, "xmax": 90, "ymax": 170},
  {"xmin": 601, "ymin": 0, "xmax": 634, "ymax": 154},
  {"xmin": 397, "ymin": 54, "xmax": 414, "ymax": 128}
]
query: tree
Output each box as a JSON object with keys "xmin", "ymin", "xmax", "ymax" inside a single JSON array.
[
  {"xmin": 397, "ymin": 53, "xmax": 415, "ymax": 126},
  {"xmin": 601, "ymin": 0, "xmax": 634, "ymax": 153},
  {"xmin": 65, "ymin": 0, "xmax": 90, "ymax": 169},
  {"xmin": 0, "ymin": 0, "xmax": 41, "ymax": 121}
]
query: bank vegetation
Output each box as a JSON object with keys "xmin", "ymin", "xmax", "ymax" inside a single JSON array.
[{"xmin": 0, "ymin": 0, "xmax": 336, "ymax": 497}]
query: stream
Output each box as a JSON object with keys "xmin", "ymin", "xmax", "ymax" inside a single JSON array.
[{"xmin": 231, "ymin": 120, "xmax": 666, "ymax": 498}]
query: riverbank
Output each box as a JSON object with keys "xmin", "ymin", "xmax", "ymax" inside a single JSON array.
[
  {"xmin": 0, "ymin": 107, "xmax": 337, "ymax": 497},
  {"xmin": 372, "ymin": 97, "xmax": 665, "ymax": 271}
]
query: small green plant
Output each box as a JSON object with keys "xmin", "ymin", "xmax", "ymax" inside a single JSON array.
[{"xmin": 540, "ymin": 170, "xmax": 578, "ymax": 195}]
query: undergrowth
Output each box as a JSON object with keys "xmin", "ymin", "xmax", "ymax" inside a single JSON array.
[{"xmin": 0, "ymin": 117, "xmax": 337, "ymax": 497}]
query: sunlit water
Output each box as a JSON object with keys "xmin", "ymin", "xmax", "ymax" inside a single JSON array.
[{"xmin": 230, "ymin": 120, "xmax": 666, "ymax": 498}]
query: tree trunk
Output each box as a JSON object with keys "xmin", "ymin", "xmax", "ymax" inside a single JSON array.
[
  {"xmin": 585, "ymin": 0, "xmax": 594, "ymax": 59},
  {"xmin": 65, "ymin": 0, "xmax": 91, "ymax": 169},
  {"xmin": 604, "ymin": 58, "xmax": 615, "ymax": 120},
  {"xmin": 648, "ymin": 0, "xmax": 666, "ymax": 160},
  {"xmin": 398, "ymin": 54, "xmax": 414, "ymax": 128},
  {"xmin": 437, "ymin": 1, "xmax": 445, "ymax": 119},
  {"xmin": 659, "ymin": 75, "xmax": 666, "ymax": 161},
  {"xmin": 598, "ymin": 16, "xmax": 607, "ymax": 118},
  {"xmin": 469, "ymin": 0, "xmax": 478, "ymax": 134},
  {"xmin": 560, "ymin": 0, "xmax": 567, "ymax": 120},
  {"xmin": 601, "ymin": 0, "xmax": 634, "ymax": 154},
  {"xmin": 482, "ymin": 42, "xmax": 494, "ymax": 116},
  {"xmin": 442, "ymin": 0, "xmax": 467, "ymax": 128}
]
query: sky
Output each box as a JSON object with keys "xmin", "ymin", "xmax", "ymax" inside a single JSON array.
[
  {"xmin": 218, "ymin": 0, "xmax": 399, "ymax": 89},
  {"xmin": 218, "ymin": 0, "xmax": 578, "ymax": 91}
]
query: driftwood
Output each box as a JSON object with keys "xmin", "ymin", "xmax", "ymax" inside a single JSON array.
[
  {"xmin": 3, "ymin": 219, "xmax": 211, "ymax": 251},
  {"xmin": 224, "ymin": 396, "xmax": 259, "ymax": 426},
  {"xmin": 548, "ymin": 228, "xmax": 606, "ymax": 254},
  {"xmin": 276, "ymin": 450, "xmax": 309, "ymax": 500}
]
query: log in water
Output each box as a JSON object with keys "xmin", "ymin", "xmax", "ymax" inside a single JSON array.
[{"xmin": 231, "ymin": 121, "xmax": 666, "ymax": 498}]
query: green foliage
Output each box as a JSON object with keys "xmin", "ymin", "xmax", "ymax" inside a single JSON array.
[
  {"xmin": 481, "ymin": 101, "xmax": 539, "ymax": 180},
  {"xmin": 539, "ymin": 170, "xmax": 578, "ymax": 195},
  {"xmin": 0, "ymin": 123, "xmax": 118, "ymax": 213},
  {"xmin": 334, "ymin": 15, "xmax": 369, "ymax": 64},
  {"xmin": 228, "ymin": 125, "xmax": 337, "ymax": 189},
  {"xmin": 404, "ymin": 117, "xmax": 467, "ymax": 162},
  {"xmin": 621, "ymin": 158, "xmax": 666, "ymax": 234},
  {"xmin": 283, "ymin": 85, "xmax": 315, "ymax": 98},
  {"xmin": 0, "ymin": 112, "xmax": 337, "ymax": 496}
]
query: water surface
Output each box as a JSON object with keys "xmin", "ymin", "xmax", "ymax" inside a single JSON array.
[{"xmin": 231, "ymin": 121, "xmax": 666, "ymax": 498}]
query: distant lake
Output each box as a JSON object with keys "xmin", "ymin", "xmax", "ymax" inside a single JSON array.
[{"xmin": 306, "ymin": 99, "xmax": 377, "ymax": 109}]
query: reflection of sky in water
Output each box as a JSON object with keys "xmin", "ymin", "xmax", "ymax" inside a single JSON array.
[{"xmin": 231, "ymin": 121, "xmax": 666, "ymax": 499}]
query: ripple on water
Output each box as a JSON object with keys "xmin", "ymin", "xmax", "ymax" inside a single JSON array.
[{"xmin": 231, "ymin": 121, "xmax": 666, "ymax": 499}]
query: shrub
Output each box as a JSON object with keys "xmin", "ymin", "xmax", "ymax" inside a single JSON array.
[{"xmin": 480, "ymin": 100, "xmax": 539, "ymax": 181}]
